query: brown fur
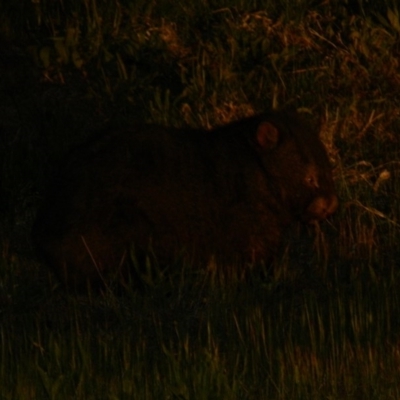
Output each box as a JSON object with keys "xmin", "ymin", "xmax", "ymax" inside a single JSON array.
[{"xmin": 33, "ymin": 111, "xmax": 338, "ymax": 290}]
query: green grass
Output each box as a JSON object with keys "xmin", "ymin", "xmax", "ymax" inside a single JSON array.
[
  {"xmin": 2, "ymin": 259, "xmax": 400, "ymax": 398},
  {"xmin": 1, "ymin": 0, "xmax": 400, "ymax": 398}
]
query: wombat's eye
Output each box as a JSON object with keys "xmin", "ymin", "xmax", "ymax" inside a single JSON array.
[{"xmin": 306, "ymin": 176, "xmax": 319, "ymax": 188}]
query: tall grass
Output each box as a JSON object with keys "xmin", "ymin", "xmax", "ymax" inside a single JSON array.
[{"xmin": 2, "ymin": 259, "xmax": 400, "ymax": 398}]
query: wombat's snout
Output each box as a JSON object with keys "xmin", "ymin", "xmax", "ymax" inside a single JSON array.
[{"xmin": 305, "ymin": 194, "xmax": 339, "ymax": 222}]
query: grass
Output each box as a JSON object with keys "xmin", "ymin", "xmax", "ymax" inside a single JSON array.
[
  {"xmin": 2, "ymin": 260, "xmax": 400, "ymax": 398},
  {"xmin": 1, "ymin": 0, "xmax": 400, "ymax": 398}
]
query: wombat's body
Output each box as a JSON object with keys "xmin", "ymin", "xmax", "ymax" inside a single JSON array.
[{"xmin": 33, "ymin": 111, "xmax": 338, "ymax": 289}]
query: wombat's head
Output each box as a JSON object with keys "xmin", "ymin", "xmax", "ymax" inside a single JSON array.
[{"xmin": 253, "ymin": 113, "xmax": 338, "ymax": 223}]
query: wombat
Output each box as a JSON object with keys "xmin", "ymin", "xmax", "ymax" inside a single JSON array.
[{"xmin": 32, "ymin": 111, "xmax": 338, "ymax": 290}]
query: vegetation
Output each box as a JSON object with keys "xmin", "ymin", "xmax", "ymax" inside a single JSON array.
[{"xmin": 1, "ymin": 0, "xmax": 400, "ymax": 398}]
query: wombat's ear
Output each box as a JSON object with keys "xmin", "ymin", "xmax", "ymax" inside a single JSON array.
[{"xmin": 256, "ymin": 122, "xmax": 280, "ymax": 150}]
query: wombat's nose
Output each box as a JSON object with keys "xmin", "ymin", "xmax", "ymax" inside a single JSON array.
[
  {"xmin": 306, "ymin": 194, "xmax": 339, "ymax": 221},
  {"xmin": 321, "ymin": 194, "xmax": 339, "ymax": 219}
]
